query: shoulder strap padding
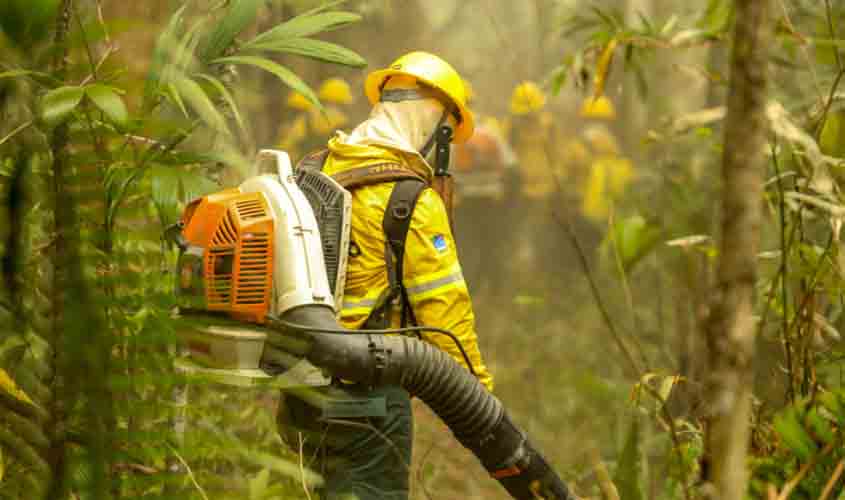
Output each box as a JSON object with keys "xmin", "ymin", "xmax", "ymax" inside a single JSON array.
[
  {"xmin": 296, "ymin": 149, "xmax": 330, "ymax": 172},
  {"xmin": 294, "ymin": 149, "xmax": 425, "ymax": 190},
  {"xmin": 332, "ymin": 163, "xmax": 424, "ymax": 189}
]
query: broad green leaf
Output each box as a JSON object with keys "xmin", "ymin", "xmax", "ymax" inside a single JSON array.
[
  {"xmin": 299, "ymin": 0, "xmax": 347, "ymax": 17},
  {"xmin": 820, "ymin": 391, "xmax": 845, "ymax": 423},
  {"xmin": 660, "ymin": 15, "xmax": 678, "ymax": 36},
  {"xmin": 697, "ymin": 0, "xmax": 733, "ymax": 33},
  {"xmin": 157, "ymin": 150, "xmax": 215, "ymax": 165},
  {"xmin": 40, "ymin": 86, "xmax": 85, "ymax": 125},
  {"xmin": 0, "ymin": 445, "xmax": 4, "ymax": 482},
  {"xmin": 165, "ymin": 82, "xmax": 190, "ymax": 118},
  {"xmin": 820, "ymin": 110, "xmax": 845, "ymax": 158},
  {"xmin": 207, "ymin": 142, "xmax": 252, "ymax": 178},
  {"xmin": 0, "ymin": 70, "xmax": 46, "ymax": 80},
  {"xmin": 246, "ymin": 11, "xmax": 361, "ymax": 47},
  {"xmin": 213, "ymin": 55, "xmax": 321, "ymax": 111},
  {"xmin": 658, "ymin": 375, "xmax": 682, "ymax": 402},
  {"xmin": 773, "ymin": 407, "xmax": 817, "ymax": 461},
  {"xmin": 149, "ymin": 165, "xmax": 183, "ymax": 226},
  {"xmin": 604, "ymin": 215, "xmax": 662, "ymax": 273},
  {"xmin": 549, "ymin": 63, "xmax": 569, "ymax": 96},
  {"xmin": 145, "ymin": 5, "xmax": 187, "ymax": 107},
  {"xmin": 200, "ymin": 0, "xmax": 263, "ymax": 62},
  {"xmin": 173, "ymin": 76, "xmax": 229, "ymax": 134},
  {"xmin": 807, "ymin": 408, "xmax": 834, "ymax": 445},
  {"xmin": 613, "ymin": 419, "xmax": 643, "ymax": 500},
  {"xmin": 0, "ymin": 0, "xmax": 60, "ymax": 48},
  {"xmin": 589, "ymin": 6, "xmax": 621, "ymax": 31},
  {"xmin": 196, "ymin": 74, "xmax": 245, "ymax": 134},
  {"xmin": 240, "ymin": 449, "xmax": 324, "ymax": 488},
  {"xmin": 85, "ymin": 84, "xmax": 129, "ymax": 128},
  {"xmin": 249, "ymin": 469, "xmax": 270, "ymax": 500},
  {"xmin": 248, "ymin": 37, "xmax": 366, "ymax": 67},
  {"xmin": 0, "ymin": 367, "xmax": 34, "ymax": 406},
  {"xmin": 149, "ymin": 164, "xmax": 218, "ymax": 226}
]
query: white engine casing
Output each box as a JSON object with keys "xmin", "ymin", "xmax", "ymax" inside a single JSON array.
[{"xmin": 239, "ymin": 150, "xmax": 336, "ymax": 315}]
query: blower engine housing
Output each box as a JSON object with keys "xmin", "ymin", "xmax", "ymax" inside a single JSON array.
[{"xmin": 177, "ymin": 150, "xmax": 349, "ymax": 324}]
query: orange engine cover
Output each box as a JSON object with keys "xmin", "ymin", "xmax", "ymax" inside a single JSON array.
[{"xmin": 180, "ymin": 188, "xmax": 274, "ymax": 324}]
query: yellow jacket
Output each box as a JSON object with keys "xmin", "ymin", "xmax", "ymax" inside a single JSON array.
[{"xmin": 322, "ymin": 137, "xmax": 495, "ymax": 391}]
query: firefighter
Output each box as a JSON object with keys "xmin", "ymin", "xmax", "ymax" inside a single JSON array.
[
  {"xmin": 506, "ymin": 81, "xmax": 575, "ymax": 285},
  {"xmin": 276, "ymin": 51, "xmax": 494, "ymax": 500},
  {"xmin": 452, "ymin": 116, "xmax": 516, "ymax": 297},
  {"xmin": 577, "ymin": 95, "xmax": 634, "ymax": 223},
  {"xmin": 277, "ymin": 77, "xmax": 354, "ymax": 162}
]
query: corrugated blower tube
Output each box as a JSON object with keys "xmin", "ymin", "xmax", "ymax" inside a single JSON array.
[{"xmin": 272, "ymin": 305, "xmax": 576, "ymax": 500}]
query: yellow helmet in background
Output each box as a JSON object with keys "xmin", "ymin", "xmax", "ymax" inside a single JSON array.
[
  {"xmin": 580, "ymin": 95, "xmax": 616, "ymax": 120},
  {"xmin": 310, "ymin": 107, "xmax": 350, "ymax": 135},
  {"xmin": 287, "ymin": 90, "xmax": 314, "ymax": 111},
  {"xmin": 318, "ymin": 78, "xmax": 353, "ymax": 105},
  {"xmin": 510, "ymin": 81, "xmax": 546, "ymax": 115},
  {"xmin": 365, "ymin": 51, "xmax": 475, "ymax": 143}
]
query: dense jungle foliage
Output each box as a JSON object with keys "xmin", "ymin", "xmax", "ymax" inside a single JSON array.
[{"xmin": 0, "ymin": 0, "xmax": 844, "ymax": 499}]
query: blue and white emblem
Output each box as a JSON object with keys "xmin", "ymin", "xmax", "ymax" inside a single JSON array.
[{"xmin": 432, "ymin": 234, "xmax": 448, "ymax": 253}]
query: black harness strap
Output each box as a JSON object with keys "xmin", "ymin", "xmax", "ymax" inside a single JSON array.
[{"xmin": 381, "ymin": 179, "xmax": 426, "ymax": 328}]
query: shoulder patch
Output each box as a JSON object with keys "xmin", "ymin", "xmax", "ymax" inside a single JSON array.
[{"xmin": 432, "ymin": 234, "xmax": 448, "ymax": 253}]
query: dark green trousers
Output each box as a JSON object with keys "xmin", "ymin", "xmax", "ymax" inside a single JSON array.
[{"xmin": 277, "ymin": 384, "xmax": 413, "ymax": 500}]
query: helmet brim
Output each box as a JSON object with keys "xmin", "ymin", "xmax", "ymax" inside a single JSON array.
[{"xmin": 365, "ymin": 68, "xmax": 474, "ymax": 143}]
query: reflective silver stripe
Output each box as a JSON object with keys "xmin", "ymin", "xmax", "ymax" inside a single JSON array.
[
  {"xmin": 406, "ymin": 271, "xmax": 464, "ymax": 297},
  {"xmin": 342, "ymin": 297, "xmax": 377, "ymax": 310}
]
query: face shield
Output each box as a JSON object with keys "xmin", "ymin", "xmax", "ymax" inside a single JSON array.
[{"xmin": 343, "ymin": 76, "xmax": 457, "ymax": 171}]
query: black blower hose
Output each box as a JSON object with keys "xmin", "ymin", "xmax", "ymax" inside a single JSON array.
[{"xmin": 271, "ymin": 306, "xmax": 576, "ymax": 500}]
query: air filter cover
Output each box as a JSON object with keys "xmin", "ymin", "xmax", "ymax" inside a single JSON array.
[{"xmin": 295, "ymin": 167, "xmax": 351, "ymax": 311}]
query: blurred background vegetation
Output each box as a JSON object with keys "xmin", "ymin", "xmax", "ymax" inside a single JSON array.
[{"xmin": 0, "ymin": 0, "xmax": 844, "ymax": 498}]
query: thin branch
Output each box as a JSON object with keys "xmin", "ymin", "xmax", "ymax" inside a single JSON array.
[
  {"xmin": 73, "ymin": 2, "xmax": 98, "ymax": 82},
  {"xmin": 775, "ymin": 438, "xmax": 836, "ymax": 500},
  {"xmin": 818, "ymin": 459, "xmax": 845, "ymax": 500},
  {"xmin": 770, "ymin": 139, "xmax": 795, "ymax": 402},
  {"xmin": 0, "ymin": 121, "xmax": 33, "ymax": 147},
  {"xmin": 607, "ymin": 206, "xmax": 651, "ymax": 371},
  {"xmin": 641, "ymin": 383, "xmax": 692, "ymax": 500},
  {"xmin": 111, "ymin": 462, "xmax": 159, "ymax": 475},
  {"xmin": 297, "ymin": 432, "xmax": 313, "ymax": 500},
  {"xmin": 814, "ymin": 0, "xmax": 845, "ymax": 139},
  {"xmin": 166, "ymin": 444, "xmax": 209, "ymax": 500},
  {"xmin": 824, "ymin": 0, "xmax": 842, "ymax": 71},
  {"xmin": 589, "ymin": 445, "xmax": 620, "ymax": 500},
  {"xmin": 552, "ymin": 212, "xmax": 641, "ymax": 377}
]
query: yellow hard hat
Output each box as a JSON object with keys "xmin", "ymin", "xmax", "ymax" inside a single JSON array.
[
  {"xmin": 580, "ymin": 95, "xmax": 616, "ymax": 120},
  {"xmin": 365, "ymin": 51, "xmax": 474, "ymax": 143},
  {"xmin": 318, "ymin": 78, "xmax": 353, "ymax": 105},
  {"xmin": 287, "ymin": 90, "xmax": 314, "ymax": 111},
  {"xmin": 510, "ymin": 81, "xmax": 546, "ymax": 115}
]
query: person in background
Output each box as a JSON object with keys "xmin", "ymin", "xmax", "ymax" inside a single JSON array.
[
  {"xmin": 452, "ymin": 115, "xmax": 517, "ymax": 298},
  {"xmin": 577, "ymin": 95, "xmax": 634, "ymax": 224}
]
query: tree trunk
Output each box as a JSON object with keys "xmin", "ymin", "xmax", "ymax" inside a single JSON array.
[{"xmin": 703, "ymin": 1, "xmax": 772, "ymax": 499}]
